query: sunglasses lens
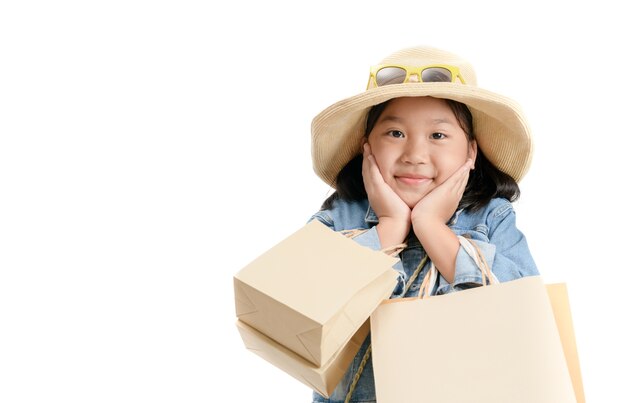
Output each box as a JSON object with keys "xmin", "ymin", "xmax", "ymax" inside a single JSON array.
[
  {"xmin": 421, "ymin": 67, "xmax": 453, "ymax": 82},
  {"xmin": 376, "ymin": 67, "xmax": 408, "ymax": 86}
]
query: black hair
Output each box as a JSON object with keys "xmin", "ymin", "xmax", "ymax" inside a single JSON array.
[{"xmin": 321, "ymin": 98, "xmax": 520, "ymax": 211}]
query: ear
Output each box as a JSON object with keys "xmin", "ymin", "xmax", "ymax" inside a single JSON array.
[
  {"xmin": 468, "ymin": 140, "xmax": 478, "ymax": 169},
  {"xmin": 360, "ymin": 137, "xmax": 368, "ymax": 152}
]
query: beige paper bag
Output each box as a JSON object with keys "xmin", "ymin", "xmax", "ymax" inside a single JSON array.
[
  {"xmin": 236, "ymin": 319, "xmax": 369, "ymax": 398},
  {"xmin": 546, "ymin": 283, "xmax": 586, "ymax": 403},
  {"xmin": 234, "ymin": 219, "xmax": 398, "ymax": 367},
  {"xmin": 370, "ymin": 276, "xmax": 577, "ymax": 403}
]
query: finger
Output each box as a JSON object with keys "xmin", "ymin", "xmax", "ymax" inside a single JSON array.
[
  {"xmin": 361, "ymin": 146, "xmax": 384, "ymax": 184},
  {"xmin": 452, "ymin": 159, "xmax": 472, "ymax": 194},
  {"xmin": 427, "ymin": 159, "xmax": 470, "ymax": 199},
  {"xmin": 365, "ymin": 153, "xmax": 386, "ymax": 187},
  {"xmin": 362, "ymin": 156, "xmax": 372, "ymax": 190},
  {"xmin": 454, "ymin": 168, "xmax": 470, "ymax": 195},
  {"xmin": 362, "ymin": 145, "xmax": 372, "ymax": 182},
  {"xmin": 437, "ymin": 158, "xmax": 471, "ymax": 190},
  {"xmin": 456, "ymin": 158, "xmax": 473, "ymax": 177},
  {"xmin": 362, "ymin": 148, "xmax": 382, "ymax": 192}
]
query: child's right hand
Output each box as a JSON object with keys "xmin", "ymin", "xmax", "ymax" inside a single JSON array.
[{"xmin": 362, "ymin": 143, "xmax": 411, "ymax": 247}]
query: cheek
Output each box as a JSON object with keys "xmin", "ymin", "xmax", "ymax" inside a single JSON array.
[
  {"xmin": 370, "ymin": 148, "xmax": 396, "ymax": 178},
  {"xmin": 433, "ymin": 150, "xmax": 467, "ymax": 181}
]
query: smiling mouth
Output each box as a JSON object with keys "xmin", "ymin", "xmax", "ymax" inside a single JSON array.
[{"xmin": 396, "ymin": 176, "xmax": 432, "ymax": 186}]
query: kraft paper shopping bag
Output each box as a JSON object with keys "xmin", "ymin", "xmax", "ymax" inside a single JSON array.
[
  {"xmin": 370, "ymin": 276, "xmax": 577, "ymax": 403},
  {"xmin": 236, "ymin": 319, "xmax": 369, "ymax": 398},
  {"xmin": 546, "ymin": 283, "xmax": 586, "ymax": 403},
  {"xmin": 234, "ymin": 219, "xmax": 399, "ymax": 367}
]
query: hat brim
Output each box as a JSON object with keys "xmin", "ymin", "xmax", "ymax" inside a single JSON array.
[{"xmin": 311, "ymin": 82, "xmax": 533, "ymax": 187}]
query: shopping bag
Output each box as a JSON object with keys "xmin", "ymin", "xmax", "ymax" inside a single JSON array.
[
  {"xmin": 236, "ymin": 318, "xmax": 369, "ymax": 398},
  {"xmin": 370, "ymin": 238, "xmax": 578, "ymax": 403},
  {"xmin": 234, "ymin": 219, "xmax": 399, "ymax": 367},
  {"xmin": 546, "ymin": 283, "xmax": 586, "ymax": 403}
]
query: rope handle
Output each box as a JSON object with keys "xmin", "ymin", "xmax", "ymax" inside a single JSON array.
[
  {"xmin": 340, "ymin": 228, "xmax": 413, "ymax": 403},
  {"xmin": 417, "ymin": 235, "xmax": 497, "ymax": 299},
  {"xmin": 461, "ymin": 236, "xmax": 497, "ymax": 285},
  {"xmin": 380, "ymin": 242, "xmax": 408, "ymax": 258},
  {"xmin": 339, "ymin": 228, "xmax": 368, "ymax": 239},
  {"xmin": 344, "ymin": 254, "xmax": 429, "ymax": 403},
  {"xmin": 416, "ymin": 265, "xmax": 435, "ymax": 299},
  {"xmin": 345, "ymin": 234, "xmax": 498, "ymax": 401},
  {"xmin": 340, "ymin": 228, "xmax": 407, "ymax": 258},
  {"xmin": 344, "ymin": 343, "xmax": 372, "ymax": 402},
  {"xmin": 340, "ymin": 228, "xmax": 444, "ymax": 402}
]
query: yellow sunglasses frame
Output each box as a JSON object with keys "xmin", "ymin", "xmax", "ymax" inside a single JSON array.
[{"xmin": 368, "ymin": 64, "xmax": 466, "ymax": 89}]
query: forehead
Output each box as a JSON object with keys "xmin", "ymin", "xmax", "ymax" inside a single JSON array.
[
  {"xmin": 385, "ymin": 96, "xmax": 451, "ymax": 111},
  {"xmin": 380, "ymin": 96, "xmax": 456, "ymax": 122}
]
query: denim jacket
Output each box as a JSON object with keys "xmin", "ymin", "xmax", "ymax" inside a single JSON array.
[{"xmin": 309, "ymin": 197, "xmax": 538, "ymax": 403}]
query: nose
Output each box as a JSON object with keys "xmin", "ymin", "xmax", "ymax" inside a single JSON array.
[
  {"xmin": 408, "ymin": 74, "xmax": 420, "ymax": 83},
  {"xmin": 401, "ymin": 136, "xmax": 428, "ymax": 165}
]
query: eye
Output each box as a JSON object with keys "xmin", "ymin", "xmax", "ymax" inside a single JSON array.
[
  {"xmin": 387, "ymin": 130, "xmax": 405, "ymax": 138},
  {"xmin": 431, "ymin": 132, "xmax": 446, "ymax": 140}
]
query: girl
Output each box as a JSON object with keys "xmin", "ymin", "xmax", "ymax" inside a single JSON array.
[{"xmin": 308, "ymin": 46, "xmax": 539, "ymax": 402}]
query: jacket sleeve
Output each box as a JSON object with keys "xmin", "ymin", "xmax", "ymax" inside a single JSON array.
[{"xmin": 435, "ymin": 203, "xmax": 539, "ymax": 295}]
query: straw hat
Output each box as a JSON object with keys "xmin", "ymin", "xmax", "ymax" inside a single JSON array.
[{"xmin": 311, "ymin": 46, "xmax": 533, "ymax": 187}]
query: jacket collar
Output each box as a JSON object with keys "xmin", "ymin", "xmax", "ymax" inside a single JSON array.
[{"xmin": 364, "ymin": 204, "xmax": 379, "ymax": 225}]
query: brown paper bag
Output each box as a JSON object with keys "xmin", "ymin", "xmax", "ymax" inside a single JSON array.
[
  {"xmin": 546, "ymin": 283, "xmax": 586, "ymax": 403},
  {"xmin": 236, "ymin": 319, "xmax": 369, "ymax": 398},
  {"xmin": 370, "ymin": 276, "xmax": 578, "ymax": 403},
  {"xmin": 234, "ymin": 219, "xmax": 399, "ymax": 368}
]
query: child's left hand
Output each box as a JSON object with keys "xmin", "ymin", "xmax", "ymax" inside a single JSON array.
[{"xmin": 410, "ymin": 158, "xmax": 473, "ymax": 230}]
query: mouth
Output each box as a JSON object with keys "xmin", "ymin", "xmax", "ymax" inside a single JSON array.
[{"xmin": 395, "ymin": 175, "xmax": 432, "ymax": 186}]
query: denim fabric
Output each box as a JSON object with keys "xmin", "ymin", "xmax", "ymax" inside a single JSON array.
[{"xmin": 309, "ymin": 197, "xmax": 538, "ymax": 403}]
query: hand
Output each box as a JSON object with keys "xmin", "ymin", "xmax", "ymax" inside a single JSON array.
[
  {"xmin": 411, "ymin": 158, "xmax": 473, "ymax": 231},
  {"xmin": 362, "ymin": 143, "xmax": 411, "ymax": 244}
]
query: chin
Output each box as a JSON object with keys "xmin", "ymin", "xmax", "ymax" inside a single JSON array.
[{"xmin": 401, "ymin": 195, "xmax": 423, "ymax": 209}]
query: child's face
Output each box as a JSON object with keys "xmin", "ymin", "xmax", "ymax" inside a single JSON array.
[{"xmin": 366, "ymin": 96, "xmax": 477, "ymax": 208}]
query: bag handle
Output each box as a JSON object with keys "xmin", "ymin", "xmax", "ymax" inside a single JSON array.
[
  {"xmin": 417, "ymin": 235, "xmax": 497, "ymax": 299},
  {"xmin": 346, "ymin": 234, "xmax": 498, "ymax": 401},
  {"xmin": 340, "ymin": 228, "xmax": 408, "ymax": 257},
  {"xmin": 380, "ymin": 243, "xmax": 408, "ymax": 257},
  {"xmin": 340, "ymin": 228, "xmax": 368, "ymax": 239},
  {"xmin": 339, "ymin": 228, "xmax": 415, "ymax": 402},
  {"xmin": 341, "ymin": 228, "xmax": 428, "ymax": 403},
  {"xmin": 344, "ymin": 254, "xmax": 428, "ymax": 403}
]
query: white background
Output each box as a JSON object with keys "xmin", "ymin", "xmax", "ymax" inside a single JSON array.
[{"xmin": 1, "ymin": 0, "xmax": 623, "ymax": 401}]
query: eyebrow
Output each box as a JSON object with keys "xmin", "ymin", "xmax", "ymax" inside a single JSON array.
[
  {"xmin": 378, "ymin": 115, "xmax": 404, "ymax": 124},
  {"xmin": 431, "ymin": 118, "xmax": 454, "ymax": 125}
]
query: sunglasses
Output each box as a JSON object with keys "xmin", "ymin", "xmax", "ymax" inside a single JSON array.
[{"xmin": 369, "ymin": 64, "xmax": 466, "ymax": 88}]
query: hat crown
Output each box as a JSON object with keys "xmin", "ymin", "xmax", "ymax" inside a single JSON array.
[{"xmin": 377, "ymin": 46, "xmax": 477, "ymax": 86}]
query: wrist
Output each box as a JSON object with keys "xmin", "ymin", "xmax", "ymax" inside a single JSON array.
[
  {"xmin": 376, "ymin": 217, "xmax": 410, "ymax": 249},
  {"xmin": 412, "ymin": 215, "xmax": 446, "ymax": 238}
]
